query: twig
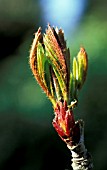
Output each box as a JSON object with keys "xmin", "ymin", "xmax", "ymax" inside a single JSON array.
[{"xmin": 29, "ymin": 24, "xmax": 93, "ymax": 170}]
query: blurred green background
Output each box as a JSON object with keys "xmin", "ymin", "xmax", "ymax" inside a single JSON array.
[{"xmin": 0, "ymin": 0, "xmax": 107, "ymax": 169}]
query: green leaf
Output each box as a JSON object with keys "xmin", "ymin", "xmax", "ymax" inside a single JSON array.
[{"xmin": 72, "ymin": 57, "xmax": 79, "ymax": 99}]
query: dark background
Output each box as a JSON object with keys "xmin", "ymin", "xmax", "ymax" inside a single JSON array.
[{"xmin": 0, "ymin": 0, "xmax": 107, "ymax": 169}]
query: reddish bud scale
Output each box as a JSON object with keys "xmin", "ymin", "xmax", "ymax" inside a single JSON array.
[{"xmin": 53, "ymin": 101, "xmax": 80, "ymax": 146}]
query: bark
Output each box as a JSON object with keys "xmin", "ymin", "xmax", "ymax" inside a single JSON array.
[{"xmin": 67, "ymin": 120, "xmax": 93, "ymax": 170}]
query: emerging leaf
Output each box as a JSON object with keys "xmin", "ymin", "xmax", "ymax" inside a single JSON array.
[
  {"xmin": 77, "ymin": 47, "xmax": 88, "ymax": 89},
  {"xmin": 29, "ymin": 25, "xmax": 88, "ymax": 147},
  {"xmin": 29, "ymin": 26, "xmax": 88, "ymax": 107}
]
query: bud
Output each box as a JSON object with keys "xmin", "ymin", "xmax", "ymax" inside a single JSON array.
[
  {"xmin": 29, "ymin": 26, "xmax": 88, "ymax": 146},
  {"xmin": 77, "ymin": 47, "xmax": 88, "ymax": 89},
  {"xmin": 29, "ymin": 25, "xmax": 71, "ymax": 106},
  {"xmin": 53, "ymin": 101, "xmax": 80, "ymax": 146},
  {"xmin": 29, "ymin": 25, "xmax": 93, "ymax": 170}
]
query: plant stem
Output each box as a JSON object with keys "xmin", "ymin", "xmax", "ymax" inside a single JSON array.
[{"xmin": 67, "ymin": 120, "xmax": 93, "ymax": 170}]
